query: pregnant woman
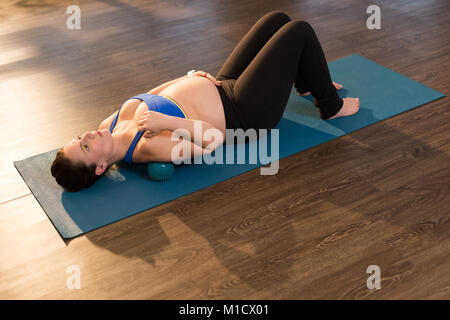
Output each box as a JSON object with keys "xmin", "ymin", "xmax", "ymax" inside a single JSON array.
[{"xmin": 51, "ymin": 10, "xmax": 360, "ymax": 192}]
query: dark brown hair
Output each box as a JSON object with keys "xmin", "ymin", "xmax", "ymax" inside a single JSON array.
[{"xmin": 50, "ymin": 148, "xmax": 108, "ymax": 192}]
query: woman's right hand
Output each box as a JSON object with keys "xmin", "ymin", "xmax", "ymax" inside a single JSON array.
[
  {"xmin": 137, "ymin": 110, "xmax": 171, "ymax": 138},
  {"xmin": 193, "ymin": 71, "xmax": 222, "ymax": 86}
]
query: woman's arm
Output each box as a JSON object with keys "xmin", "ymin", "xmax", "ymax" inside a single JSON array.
[
  {"xmin": 147, "ymin": 75, "xmax": 188, "ymax": 95},
  {"xmin": 140, "ymin": 131, "xmax": 214, "ymax": 163},
  {"xmin": 165, "ymin": 116, "xmax": 224, "ymax": 151},
  {"xmin": 137, "ymin": 111, "xmax": 224, "ymax": 151}
]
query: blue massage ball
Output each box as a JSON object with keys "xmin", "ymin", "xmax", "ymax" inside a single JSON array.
[{"xmin": 146, "ymin": 162, "xmax": 174, "ymax": 181}]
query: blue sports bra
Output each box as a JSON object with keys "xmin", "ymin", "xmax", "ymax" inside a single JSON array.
[{"xmin": 109, "ymin": 93, "xmax": 187, "ymax": 164}]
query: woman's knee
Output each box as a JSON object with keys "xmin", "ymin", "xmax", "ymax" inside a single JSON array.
[
  {"xmin": 262, "ymin": 10, "xmax": 291, "ymax": 26},
  {"xmin": 279, "ymin": 19, "xmax": 315, "ymax": 41},
  {"xmin": 288, "ymin": 19, "xmax": 314, "ymax": 33}
]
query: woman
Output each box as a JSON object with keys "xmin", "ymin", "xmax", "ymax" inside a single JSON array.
[{"xmin": 51, "ymin": 10, "xmax": 360, "ymax": 192}]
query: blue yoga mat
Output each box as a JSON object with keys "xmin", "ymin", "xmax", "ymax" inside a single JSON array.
[{"xmin": 14, "ymin": 54, "xmax": 445, "ymax": 239}]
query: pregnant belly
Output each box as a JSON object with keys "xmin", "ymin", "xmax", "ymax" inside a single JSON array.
[{"xmin": 158, "ymin": 76, "xmax": 227, "ymax": 135}]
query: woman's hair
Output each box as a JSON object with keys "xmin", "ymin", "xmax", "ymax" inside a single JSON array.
[{"xmin": 50, "ymin": 148, "xmax": 109, "ymax": 192}]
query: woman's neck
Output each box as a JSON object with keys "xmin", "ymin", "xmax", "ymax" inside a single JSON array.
[{"xmin": 109, "ymin": 121, "xmax": 136, "ymax": 165}]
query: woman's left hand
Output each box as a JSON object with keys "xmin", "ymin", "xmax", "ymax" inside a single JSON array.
[
  {"xmin": 137, "ymin": 110, "xmax": 170, "ymax": 138},
  {"xmin": 193, "ymin": 71, "xmax": 222, "ymax": 86}
]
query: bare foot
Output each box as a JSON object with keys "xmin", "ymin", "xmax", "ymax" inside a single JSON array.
[
  {"xmin": 298, "ymin": 81, "xmax": 343, "ymax": 96},
  {"xmin": 325, "ymin": 97, "xmax": 360, "ymax": 119}
]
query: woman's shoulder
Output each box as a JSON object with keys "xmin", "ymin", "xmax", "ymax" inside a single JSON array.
[
  {"xmin": 98, "ymin": 110, "xmax": 119, "ymax": 131},
  {"xmin": 98, "ymin": 98, "xmax": 142, "ymax": 130}
]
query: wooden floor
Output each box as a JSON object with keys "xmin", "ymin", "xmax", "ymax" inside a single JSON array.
[{"xmin": 0, "ymin": 0, "xmax": 448, "ymax": 299}]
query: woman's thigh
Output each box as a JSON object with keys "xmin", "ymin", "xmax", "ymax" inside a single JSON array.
[
  {"xmin": 216, "ymin": 10, "xmax": 291, "ymax": 81},
  {"xmin": 233, "ymin": 20, "xmax": 314, "ymax": 130}
]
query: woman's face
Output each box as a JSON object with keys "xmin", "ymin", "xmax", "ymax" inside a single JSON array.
[{"xmin": 63, "ymin": 128, "xmax": 113, "ymax": 169}]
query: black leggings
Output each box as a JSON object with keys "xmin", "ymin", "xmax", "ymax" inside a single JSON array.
[{"xmin": 215, "ymin": 10, "xmax": 343, "ymax": 131}]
